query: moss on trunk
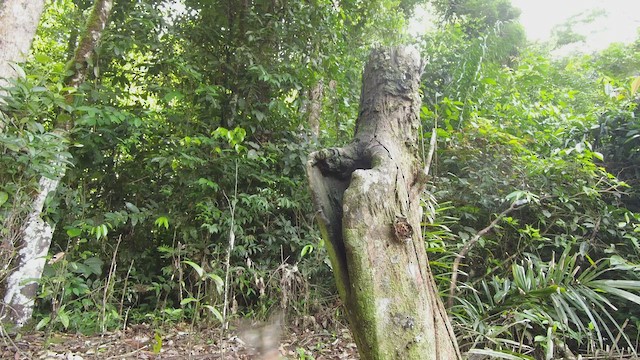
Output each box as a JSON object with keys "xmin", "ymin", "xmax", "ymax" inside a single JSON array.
[{"xmin": 306, "ymin": 46, "xmax": 461, "ymax": 360}]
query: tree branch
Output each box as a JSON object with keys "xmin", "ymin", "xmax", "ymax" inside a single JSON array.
[{"xmin": 447, "ymin": 200, "xmax": 525, "ymax": 308}]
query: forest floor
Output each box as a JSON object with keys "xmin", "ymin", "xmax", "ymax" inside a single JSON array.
[
  {"xmin": 4, "ymin": 323, "xmax": 640, "ymax": 360},
  {"xmin": 0, "ymin": 321, "xmax": 360, "ymax": 359}
]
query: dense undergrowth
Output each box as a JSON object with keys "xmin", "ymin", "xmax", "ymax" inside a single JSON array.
[{"xmin": 1, "ymin": 0, "xmax": 640, "ymax": 358}]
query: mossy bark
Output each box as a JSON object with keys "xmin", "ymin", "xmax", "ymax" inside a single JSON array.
[{"xmin": 306, "ymin": 46, "xmax": 460, "ymax": 360}]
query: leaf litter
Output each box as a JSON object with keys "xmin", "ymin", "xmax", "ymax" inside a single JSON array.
[{"xmin": 0, "ymin": 322, "xmax": 359, "ymax": 359}]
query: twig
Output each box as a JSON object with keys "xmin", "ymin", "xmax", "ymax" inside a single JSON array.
[
  {"xmin": 101, "ymin": 235, "xmax": 122, "ymax": 333},
  {"xmin": 221, "ymin": 160, "xmax": 239, "ymax": 359},
  {"xmin": 588, "ymin": 216, "xmax": 601, "ymax": 244},
  {"xmin": 0, "ymin": 325, "xmax": 25, "ymax": 358},
  {"xmin": 424, "ymin": 127, "xmax": 438, "ymax": 178},
  {"xmin": 105, "ymin": 345, "xmax": 148, "ymax": 359},
  {"xmin": 118, "ymin": 259, "xmax": 134, "ymax": 324},
  {"xmin": 447, "ymin": 200, "xmax": 525, "ymax": 308},
  {"xmin": 609, "ymin": 318, "xmax": 630, "ymax": 357}
]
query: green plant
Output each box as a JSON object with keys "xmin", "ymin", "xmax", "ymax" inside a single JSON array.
[
  {"xmin": 35, "ymin": 251, "xmax": 120, "ymax": 333},
  {"xmin": 296, "ymin": 347, "xmax": 316, "ymax": 360},
  {"xmin": 0, "ymin": 64, "xmax": 73, "ymax": 286},
  {"xmin": 181, "ymin": 259, "xmax": 224, "ymax": 324},
  {"xmin": 451, "ymin": 249, "xmax": 640, "ymax": 358}
]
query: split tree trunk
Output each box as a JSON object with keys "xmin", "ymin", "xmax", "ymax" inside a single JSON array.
[
  {"xmin": 306, "ymin": 46, "xmax": 460, "ymax": 359},
  {"xmin": 0, "ymin": 0, "xmax": 114, "ymax": 328}
]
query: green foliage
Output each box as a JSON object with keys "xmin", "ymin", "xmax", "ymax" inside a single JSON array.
[
  {"xmin": 453, "ymin": 251, "xmax": 640, "ymax": 356},
  {"xmin": 296, "ymin": 347, "xmax": 317, "ymax": 360},
  {"xmin": 0, "ymin": 62, "xmax": 73, "ymax": 284},
  {"xmin": 429, "ymin": 0, "xmax": 525, "ymax": 61},
  {"xmin": 0, "ymin": 0, "xmax": 426, "ymax": 334},
  {"xmin": 548, "ymin": 9, "xmax": 606, "ymax": 49},
  {"xmin": 431, "ymin": 0, "xmax": 521, "ymax": 26},
  {"xmin": 3, "ymin": 0, "xmax": 640, "ymax": 358},
  {"xmin": 589, "ymin": 71, "xmax": 640, "ymax": 210},
  {"xmin": 420, "ymin": 9, "xmax": 640, "ymax": 356},
  {"xmin": 35, "ymin": 252, "xmax": 118, "ymax": 334}
]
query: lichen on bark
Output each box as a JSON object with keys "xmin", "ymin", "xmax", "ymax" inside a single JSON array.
[
  {"xmin": 0, "ymin": 0, "xmax": 114, "ymax": 329},
  {"xmin": 306, "ymin": 46, "xmax": 460, "ymax": 359}
]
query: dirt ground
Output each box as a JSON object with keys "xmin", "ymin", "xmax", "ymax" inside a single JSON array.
[{"xmin": 0, "ymin": 322, "xmax": 360, "ymax": 359}]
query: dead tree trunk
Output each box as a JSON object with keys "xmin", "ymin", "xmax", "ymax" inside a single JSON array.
[{"xmin": 306, "ymin": 46, "xmax": 460, "ymax": 360}]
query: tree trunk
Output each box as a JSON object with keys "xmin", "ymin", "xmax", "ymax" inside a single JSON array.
[
  {"xmin": 308, "ymin": 80, "xmax": 324, "ymax": 140},
  {"xmin": 0, "ymin": 0, "xmax": 46, "ymax": 132},
  {"xmin": 0, "ymin": 0, "xmax": 46, "ymax": 88},
  {"xmin": 306, "ymin": 46, "xmax": 460, "ymax": 359},
  {"xmin": 0, "ymin": 0, "xmax": 114, "ymax": 329}
]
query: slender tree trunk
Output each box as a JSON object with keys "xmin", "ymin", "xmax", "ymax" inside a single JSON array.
[
  {"xmin": 0, "ymin": 0, "xmax": 114, "ymax": 329},
  {"xmin": 306, "ymin": 46, "xmax": 460, "ymax": 359},
  {"xmin": 308, "ymin": 80, "xmax": 324, "ymax": 140}
]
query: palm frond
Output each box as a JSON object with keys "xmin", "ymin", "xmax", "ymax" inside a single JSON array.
[{"xmin": 454, "ymin": 249, "xmax": 640, "ymax": 358}]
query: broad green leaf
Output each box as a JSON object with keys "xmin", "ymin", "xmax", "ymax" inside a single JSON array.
[
  {"xmin": 34, "ymin": 53, "xmax": 52, "ymax": 64},
  {"xmin": 153, "ymin": 333, "xmax": 162, "ymax": 354},
  {"xmin": 180, "ymin": 297, "xmax": 197, "ymax": 306},
  {"xmin": 84, "ymin": 257, "xmax": 103, "ymax": 275},
  {"xmin": 91, "ymin": 225, "xmax": 108, "ymax": 240},
  {"xmin": 247, "ymin": 149, "xmax": 258, "ymax": 159},
  {"xmin": 206, "ymin": 273, "xmax": 224, "ymax": 293},
  {"xmin": 591, "ymin": 279, "xmax": 640, "ymax": 291},
  {"xmin": 481, "ymin": 77, "xmax": 497, "ymax": 85},
  {"xmin": 164, "ymin": 91, "xmax": 184, "ymax": 102},
  {"xmin": 204, "ymin": 305, "xmax": 223, "ymax": 323},
  {"xmin": 36, "ymin": 317, "xmax": 51, "ymax": 330},
  {"xmin": 301, "ymin": 244, "xmax": 314, "ymax": 257},
  {"xmin": 545, "ymin": 326, "xmax": 553, "ymax": 360},
  {"xmin": 253, "ymin": 110, "xmax": 265, "ymax": 122},
  {"xmin": 592, "ymin": 151, "xmax": 604, "ymax": 161},
  {"xmin": 183, "ymin": 260, "xmax": 204, "ymax": 278},
  {"xmin": 631, "ymin": 76, "xmax": 640, "ymax": 95},
  {"xmin": 125, "ymin": 202, "xmax": 140, "ymax": 213},
  {"xmin": 594, "ymin": 285, "xmax": 640, "ymax": 306},
  {"xmin": 214, "ymin": 127, "xmax": 228, "ymax": 138},
  {"xmin": 96, "ymin": 224, "xmax": 108, "ymax": 240},
  {"xmin": 58, "ymin": 308, "xmax": 70, "ymax": 329},
  {"xmin": 66, "ymin": 228, "xmax": 82, "ymax": 237},
  {"xmin": 13, "ymin": 64, "xmax": 25, "ymax": 78},
  {"xmin": 0, "ymin": 191, "xmax": 8, "ymax": 207},
  {"xmin": 197, "ymin": 178, "xmax": 219, "ymax": 190}
]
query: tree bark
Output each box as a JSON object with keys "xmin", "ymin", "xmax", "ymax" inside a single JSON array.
[
  {"xmin": 306, "ymin": 46, "xmax": 460, "ymax": 359},
  {"xmin": 0, "ymin": 0, "xmax": 114, "ymax": 329},
  {"xmin": 0, "ymin": 0, "xmax": 46, "ymax": 133},
  {"xmin": 0, "ymin": 0, "xmax": 46, "ymax": 88},
  {"xmin": 308, "ymin": 80, "xmax": 324, "ymax": 140}
]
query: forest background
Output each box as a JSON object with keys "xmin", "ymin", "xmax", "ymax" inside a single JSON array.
[{"xmin": 1, "ymin": 0, "xmax": 640, "ymax": 358}]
